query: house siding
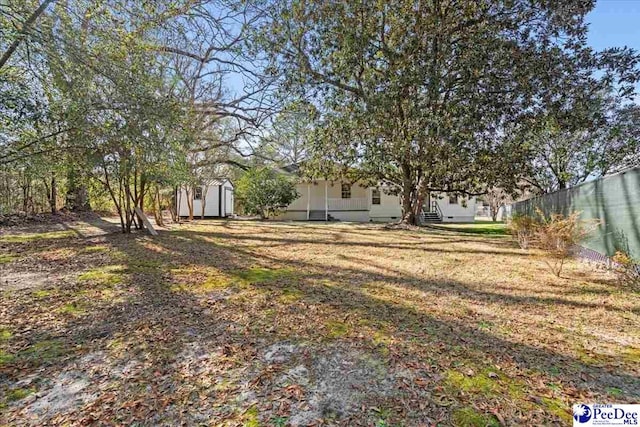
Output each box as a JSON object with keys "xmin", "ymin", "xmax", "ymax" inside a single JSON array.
[
  {"xmin": 278, "ymin": 180, "xmax": 476, "ymax": 223},
  {"xmin": 369, "ymin": 191, "xmax": 402, "ymax": 221},
  {"xmin": 432, "ymin": 194, "xmax": 476, "ymax": 222}
]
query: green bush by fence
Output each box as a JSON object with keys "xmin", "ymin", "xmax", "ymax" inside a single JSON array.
[{"xmin": 511, "ymin": 167, "xmax": 640, "ymax": 258}]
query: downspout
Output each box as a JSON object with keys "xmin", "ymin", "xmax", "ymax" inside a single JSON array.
[{"xmin": 218, "ymin": 184, "xmax": 222, "ymax": 217}]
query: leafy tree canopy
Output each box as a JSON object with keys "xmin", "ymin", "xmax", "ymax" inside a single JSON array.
[
  {"xmin": 263, "ymin": 0, "xmax": 639, "ymax": 223},
  {"xmin": 235, "ymin": 167, "xmax": 299, "ymax": 219}
]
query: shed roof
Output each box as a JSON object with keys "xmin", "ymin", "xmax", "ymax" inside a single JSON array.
[{"xmin": 204, "ymin": 178, "xmax": 232, "ymax": 187}]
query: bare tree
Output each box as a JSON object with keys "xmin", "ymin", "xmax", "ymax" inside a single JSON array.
[{"xmin": 484, "ymin": 188, "xmax": 511, "ymax": 222}]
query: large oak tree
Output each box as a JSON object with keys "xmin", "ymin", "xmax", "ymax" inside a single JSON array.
[{"xmin": 265, "ymin": 0, "xmax": 637, "ymax": 223}]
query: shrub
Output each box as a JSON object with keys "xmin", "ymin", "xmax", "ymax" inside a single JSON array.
[
  {"xmin": 235, "ymin": 168, "xmax": 299, "ymax": 219},
  {"xmin": 534, "ymin": 211, "xmax": 599, "ymax": 277},
  {"xmin": 612, "ymin": 250, "xmax": 640, "ymax": 291},
  {"xmin": 508, "ymin": 213, "xmax": 539, "ymax": 249}
]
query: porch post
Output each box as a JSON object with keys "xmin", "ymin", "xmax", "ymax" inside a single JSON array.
[
  {"xmin": 306, "ymin": 183, "xmax": 310, "ymax": 220},
  {"xmin": 325, "ymin": 181, "xmax": 328, "ymax": 221}
]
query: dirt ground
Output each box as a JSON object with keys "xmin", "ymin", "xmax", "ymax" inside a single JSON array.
[{"xmin": 0, "ymin": 218, "xmax": 638, "ymax": 426}]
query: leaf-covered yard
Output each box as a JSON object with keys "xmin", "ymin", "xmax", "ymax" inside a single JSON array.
[{"xmin": 0, "ymin": 219, "xmax": 638, "ymax": 426}]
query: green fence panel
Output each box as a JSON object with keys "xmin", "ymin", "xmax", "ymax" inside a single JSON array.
[{"xmin": 512, "ymin": 167, "xmax": 640, "ymax": 258}]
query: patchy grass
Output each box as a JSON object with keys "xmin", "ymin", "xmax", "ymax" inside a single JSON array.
[
  {"xmin": 32, "ymin": 289, "xmax": 53, "ymax": 298},
  {"xmin": 279, "ymin": 286, "xmax": 303, "ymax": 303},
  {"xmin": 126, "ymin": 258, "xmax": 164, "ymax": 273},
  {"xmin": 234, "ymin": 266, "xmax": 293, "ymax": 284},
  {"xmin": 0, "ymin": 328, "xmax": 11, "ymax": 341},
  {"xmin": 20, "ymin": 339, "xmax": 67, "ymax": 362},
  {"xmin": 243, "ymin": 406, "xmax": 260, "ymax": 427},
  {"xmin": 607, "ymin": 387, "xmax": 623, "ymax": 398},
  {"xmin": 201, "ymin": 274, "xmax": 234, "ymax": 290},
  {"xmin": 428, "ymin": 222, "xmax": 508, "ymax": 236},
  {"xmin": 0, "ymin": 220, "xmax": 638, "ymax": 425},
  {"xmin": 325, "ymin": 320, "xmax": 350, "ymax": 339},
  {"xmin": 541, "ymin": 396, "xmax": 572, "ymax": 423},
  {"xmin": 78, "ymin": 265, "xmax": 125, "ymax": 286},
  {"xmin": 0, "ymin": 253, "xmax": 18, "ymax": 264},
  {"xmin": 6, "ymin": 387, "xmax": 35, "ymax": 402},
  {"xmin": 80, "ymin": 245, "xmax": 110, "ymax": 253},
  {"xmin": 0, "ymin": 230, "xmax": 76, "ymax": 243},
  {"xmin": 446, "ymin": 369, "xmax": 499, "ymax": 395},
  {"xmin": 452, "ymin": 407, "xmax": 500, "ymax": 427},
  {"xmin": 58, "ymin": 303, "xmax": 86, "ymax": 316},
  {"xmin": 0, "ymin": 350, "xmax": 15, "ymax": 366}
]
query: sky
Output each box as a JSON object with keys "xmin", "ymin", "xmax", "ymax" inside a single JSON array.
[
  {"xmin": 587, "ymin": 0, "xmax": 640, "ymax": 51},
  {"xmin": 226, "ymin": 1, "xmax": 640, "ymax": 104}
]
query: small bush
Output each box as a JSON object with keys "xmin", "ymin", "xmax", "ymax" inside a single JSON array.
[
  {"xmin": 508, "ymin": 213, "xmax": 539, "ymax": 249},
  {"xmin": 235, "ymin": 168, "xmax": 300, "ymax": 219},
  {"xmin": 535, "ymin": 211, "xmax": 599, "ymax": 277},
  {"xmin": 612, "ymin": 250, "xmax": 640, "ymax": 290}
]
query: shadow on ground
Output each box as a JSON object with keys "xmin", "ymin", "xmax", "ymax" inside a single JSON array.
[{"xmin": 0, "ymin": 220, "xmax": 638, "ymax": 426}]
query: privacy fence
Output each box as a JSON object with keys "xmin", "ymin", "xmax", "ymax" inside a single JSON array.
[{"xmin": 511, "ymin": 167, "xmax": 640, "ymax": 259}]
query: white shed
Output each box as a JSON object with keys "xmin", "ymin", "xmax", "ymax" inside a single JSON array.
[{"xmin": 177, "ymin": 179, "xmax": 234, "ymax": 218}]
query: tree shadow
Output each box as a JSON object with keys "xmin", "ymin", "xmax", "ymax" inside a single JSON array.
[{"xmin": 2, "ymin": 222, "xmax": 638, "ymax": 425}]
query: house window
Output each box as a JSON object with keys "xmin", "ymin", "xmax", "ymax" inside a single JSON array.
[
  {"xmin": 371, "ymin": 188, "xmax": 381, "ymax": 205},
  {"xmin": 449, "ymin": 194, "xmax": 457, "ymax": 204},
  {"xmin": 194, "ymin": 186, "xmax": 203, "ymax": 200},
  {"xmin": 341, "ymin": 183, "xmax": 351, "ymax": 199}
]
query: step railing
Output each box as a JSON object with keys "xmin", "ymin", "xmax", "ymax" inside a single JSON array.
[
  {"xmin": 419, "ymin": 200, "xmax": 443, "ymax": 224},
  {"xmin": 431, "ymin": 200, "xmax": 443, "ymax": 220}
]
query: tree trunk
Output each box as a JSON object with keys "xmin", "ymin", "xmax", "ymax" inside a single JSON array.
[
  {"xmin": 400, "ymin": 169, "xmax": 418, "ymax": 225},
  {"xmin": 200, "ymin": 185, "xmax": 207, "ymax": 219},
  {"xmin": 123, "ymin": 174, "xmax": 133, "ymax": 233},
  {"xmin": 22, "ymin": 182, "xmax": 29, "ymax": 213},
  {"xmin": 175, "ymin": 186, "xmax": 181, "ymax": 223},
  {"xmin": 153, "ymin": 186, "xmax": 164, "ymax": 226},
  {"xmin": 66, "ymin": 169, "xmax": 91, "ymax": 211},
  {"xmin": 186, "ymin": 186, "xmax": 194, "ymax": 220},
  {"xmin": 133, "ymin": 177, "xmax": 145, "ymax": 230},
  {"xmin": 50, "ymin": 174, "xmax": 57, "ymax": 214},
  {"xmin": 401, "ymin": 186, "xmax": 416, "ymax": 224}
]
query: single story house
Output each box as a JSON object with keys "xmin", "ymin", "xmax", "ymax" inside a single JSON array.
[
  {"xmin": 177, "ymin": 179, "xmax": 234, "ymax": 218},
  {"xmin": 275, "ymin": 179, "xmax": 476, "ymax": 223}
]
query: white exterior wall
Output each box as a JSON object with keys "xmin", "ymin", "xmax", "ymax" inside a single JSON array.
[
  {"xmin": 279, "ymin": 180, "xmax": 476, "ymax": 223},
  {"xmin": 369, "ymin": 189, "xmax": 402, "ymax": 222},
  {"xmin": 177, "ymin": 180, "xmax": 234, "ymax": 217},
  {"xmin": 329, "ymin": 211, "xmax": 370, "ymax": 222},
  {"xmin": 433, "ymin": 194, "xmax": 476, "ymax": 223},
  {"xmin": 277, "ymin": 181, "xmax": 370, "ymax": 220},
  {"xmin": 326, "ymin": 182, "xmax": 368, "ymax": 211},
  {"xmin": 281, "ymin": 183, "xmax": 309, "ymax": 215},
  {"xmin": 276, "ymin": 211, "xmax": 308, "ymax": 221},
  {"xmin": 222, "ymin": 181, "xmax": 234, "ymax": 216}
]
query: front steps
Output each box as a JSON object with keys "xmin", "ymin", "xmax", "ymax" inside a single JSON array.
[{"xmin": 420, "ymin": 212, "xmax": 442, "ymax": 223}]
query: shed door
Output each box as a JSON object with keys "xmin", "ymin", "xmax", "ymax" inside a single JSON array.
[{"xmin": 224, "ymin": 187, "xmax": 234, "ymax": 216}]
